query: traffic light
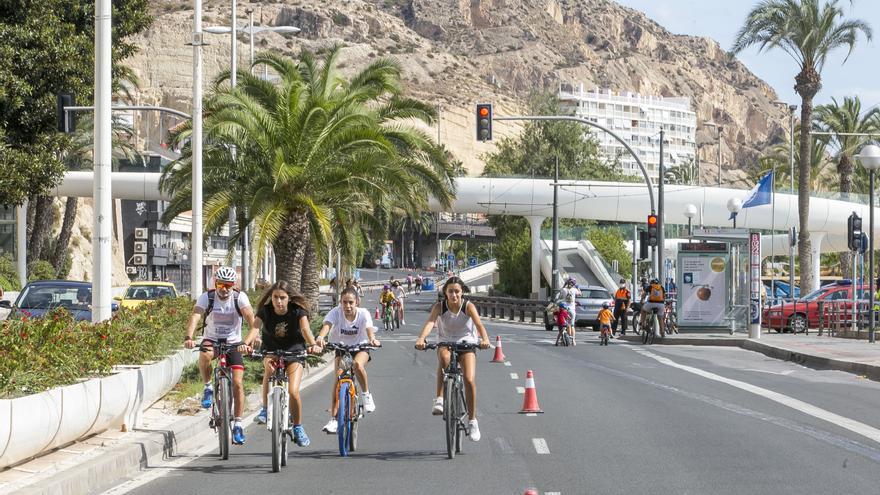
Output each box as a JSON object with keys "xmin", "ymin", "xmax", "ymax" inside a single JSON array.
[
  {"xmin": 647, "ymin": 214, "xmax": 658, "ymax": 247},
  {"xmin": 848, "ymin": 212, "xmax": 863, "ymax": 251},
  {"xmin": 638, "ymin": 230, "xmax": 648, "ymax": 260},
  {"xmin": 476, "ymin": 103, "xmax": 492, "ymax": 141},
  {"xmin": 56, "ymin": 93, "xmax": 76, "ymax": 133}
]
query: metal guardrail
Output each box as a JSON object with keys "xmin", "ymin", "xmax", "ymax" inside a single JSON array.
[
  {"xmin": 762, "ymin": 299, "xmax": 873, "ymax": 339},
  {"xmin": 466, "ymin": 295, "xmax": 552, "ymax": 327}
]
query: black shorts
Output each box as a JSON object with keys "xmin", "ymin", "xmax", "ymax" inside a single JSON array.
[
  {"xmin": 335, "ymin": 349, "xmax": 371, "ymax": 362},
  {"xmin": 200, "ymin": 339, "xmax": 245, "ymax": 370}
]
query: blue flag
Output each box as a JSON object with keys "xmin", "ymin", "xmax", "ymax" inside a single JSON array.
[{"xmin": 731, "ymin": 171, "xmax": 773, "ymax": 220}]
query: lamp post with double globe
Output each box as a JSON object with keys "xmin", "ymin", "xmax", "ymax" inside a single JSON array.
[{"xmin": 856, "ymin": 143, "xmax": 880, "ymax": 343}]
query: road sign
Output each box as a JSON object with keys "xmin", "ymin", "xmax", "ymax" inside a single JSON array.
[
  {"xmin": 469, "ymin": 256, "xmax": 477, "ymax": 267},
  {"xmin": 447, "ymin": 253, "xmax": 455, "ymax": 262}
]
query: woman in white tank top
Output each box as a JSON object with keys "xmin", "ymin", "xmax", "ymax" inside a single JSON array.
[{"xmin": 415, "ymin": 277, "xmax": 490, "ymax": 442}]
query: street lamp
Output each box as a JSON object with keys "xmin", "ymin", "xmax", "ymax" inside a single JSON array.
[
  {"xmin": 857, "ymin": 143, "xmax": 880, "ymax": 344},
  {"xmin": 727, "ymin": 197, "xmax": 742, "ymax": 228},
  {"xmin": 704, "ymin": 122, "xmax": 723, "ymax": 187},
  {"xmin": 683, "ymin": 204, "xmax": 697, "ymax": 239}
]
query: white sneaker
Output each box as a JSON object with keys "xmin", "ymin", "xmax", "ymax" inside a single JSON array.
[
  {"xmin": 363, "ymin": 392, "xmax": 376, "ymax": 413},
  {"xmin": 402, "ymin": 320, "xmax": 406, "ymax": 325},
  {"xmin": 322, "ymin": 418, "xmax": 338, "ymax": 434},
  {"xmin": 432, "ymin": 396, "xmax": 444, "ymax": 415},
  {"xmin": 468, "ymin": 419, "xmax": 481, "ymax": 442}
]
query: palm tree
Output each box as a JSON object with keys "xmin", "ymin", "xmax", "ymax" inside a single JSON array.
[
  {"xmin": 813, "ymin": 96, "xmax": 879, "ymax": 275},
  {"xmin": 732, "ymin": 0, "xmax": 871, "ymax": 292},
  {"xmin": 161, "ymin": 47, "xmax": 455, "ymax": 307},
  {"xmin": 760, "ymin": 132, "xmax": 833, "ymax": 192},
  {"xmin": 664, "ymin": 158, "xmax": 699, "ymax": 185}
]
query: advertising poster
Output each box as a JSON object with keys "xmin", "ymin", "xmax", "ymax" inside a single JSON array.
[{"xmin": 679, "ymin": 253, "xmax": 729, "ymax": 327}]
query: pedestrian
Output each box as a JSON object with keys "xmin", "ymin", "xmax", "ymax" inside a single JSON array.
[{"xmin": 612, "ymin": 278, "xmax": 631, "ymax": 336}]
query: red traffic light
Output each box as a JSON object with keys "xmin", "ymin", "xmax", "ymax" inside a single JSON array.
[
  {"xmin": 478, "ymin": 106, "xmax": 490, "ymax": 118},
  {"xmin": 647, "ymin": 215, "xmax": 657, "ymax": 225}
]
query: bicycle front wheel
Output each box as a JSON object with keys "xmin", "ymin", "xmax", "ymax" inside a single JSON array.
[
  {"xmin": 271, "ymin": 387, "xmax": 283, "ymax": 472},
  {"xmin": 444, "ymin": 378, "xmax": 456, "ymax": 459},
  {"xmin": 217, "ymin": 376, "xmax": 231, "ymax": 460},
  {"xmin": 337, "ymin": 382, "xmax": 351, "ymax": 457},
  {"xmin": 349, "ymin": 393, "xmax": 359, "ymax": 452}
]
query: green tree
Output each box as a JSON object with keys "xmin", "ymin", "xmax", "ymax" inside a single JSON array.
[
  {"xmin": 664, "ymin": 158, "xmax": 699, "ymax": 185},
  {"xmin": 587, "ymin": 227, "xmax": 632, "ymax": 279},
  {"xmin": 161, "ymin": 47, "xmax": 455, "ymax": 308},
  {"xmin": 732, "ymin": 0, "xmax": 871, "ymax": 292}
]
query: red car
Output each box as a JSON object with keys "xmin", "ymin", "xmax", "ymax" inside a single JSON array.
[{"xmin": 762, "ymin": 281, "xmax": 868, "ymax": 333}]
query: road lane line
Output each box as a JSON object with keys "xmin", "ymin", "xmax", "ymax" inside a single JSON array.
[
  {"xmin": 532, "ymin": 438, "xmax": 550, "ymax": 454},
  {"xmin": 526, "ymin": 413, "xmax": 537, "ymax": 417},
  {"xmin": 493, "ymin": 437, "xmax": 515, "ymax": 454},
  {"xmin": 510, "ymin": 373, "xmax": 519, "ymax": 379},
  {"xmin": 633, "ymin": 348, "xmax": 880, "ymax": 445},
  {"xmin": 545, "ymin": 492, "xmax": 562, "ymax": 495},
  {"xmin": 504, "ymin": 361, "xmax": 512, "ymax": 367},
  {"xmin": 516, "ymin": 386, "xmax": 525, "ymax": 394}
]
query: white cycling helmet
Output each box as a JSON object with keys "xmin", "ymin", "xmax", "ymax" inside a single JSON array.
[{"xmin": 215, "ymin": 266, "xmax": 237, "ymax": 284}]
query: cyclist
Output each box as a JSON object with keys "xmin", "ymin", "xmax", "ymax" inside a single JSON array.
[
  {"xmin": 183, "ymin": 267, "xmax": 256, "ymax": 446},
  {"xmin": 406, "ymin": 273, "xmax": 414, "ymax": 292},
  {"xmin": 598, "ymin": 302, "xmax": 614, "ymax": 340},
  {"xmin": 557, "ymin": 277, "xmax": 581, "ymax": 345},
  {"xmin": 315, "ymin": 287, "xmax": 381, "ymax": 434},
  {"xmin": 612, "ymin": 278, "xmax": 631, "ymax": 336},
  {"xmin": 379, "ymin": 284, "xmax": 397, "ymax": 328},
  {"xmin": 639, "ymin": 278, "xmax": 667, "ymax": 337},
  {"xmin": 414, "ymin": 274, "xmax": 423, "ymax": 294},
  {"xmin": 241, "ymin": 280, "xmax": 319, "ymax": 447},
  {"xmin": 392, "ymin": 280, "xmax": 407, "ymax": 325},
  {"xmin": 414, "ymin": 276, "xmax": 490, "ymax": 442},
  {"xmin": 554, "ymin": 303, "xmax": 571, "ymax": 345}
]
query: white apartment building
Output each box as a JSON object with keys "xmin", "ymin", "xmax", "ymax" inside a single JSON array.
[{"xmin": 558, "ymin": 85, "xmax": 696, "ymax": 180}]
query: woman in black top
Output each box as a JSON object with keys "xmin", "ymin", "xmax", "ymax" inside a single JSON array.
[{"xmin": 242, "ymin": 280, "xmax": 318, "ymax": 447}]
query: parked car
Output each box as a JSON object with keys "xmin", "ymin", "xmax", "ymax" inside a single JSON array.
[
  {"xmin": 572, "ymin": 285, "xmax": 614, "ymax": 331},
  {"xmin": 1, "ymin": 280, "xmax": 118, "ymax": 322},
  {"xmin": 762, "ymin": 280, "xmax": 868, "ymax": 333},
  {"xmin": 115, "ymin": 281, "xmax": 178, "ymax": 309}
]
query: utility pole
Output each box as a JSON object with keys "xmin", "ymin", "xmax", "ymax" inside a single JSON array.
[
  {"xmin": 551, "ymin": 157, "xmax": 559, "ymax": 296},
  {"xmin": 658, "ymin": 129, "xmax": 665, "ymax": 285}
]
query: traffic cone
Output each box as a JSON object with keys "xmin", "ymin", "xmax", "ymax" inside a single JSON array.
[
  {"xmin": 523, "ymin": 490, "xmax": 538, "ymax": 495},
  {"xmin": 491, "ymin": 335, "xmax": 506, "ymax": 363},
  {"xmin": 519, "ymin": 370, "xmax": 544, "ymax": 414},
  {"xmin": 374, "ymin": 306, "xmax": 380, "ymax": 319}
]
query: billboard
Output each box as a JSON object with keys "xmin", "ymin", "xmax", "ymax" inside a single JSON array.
[{"xmin": 678, "ymin": 253, "xmax": 729, "ymax": 327}]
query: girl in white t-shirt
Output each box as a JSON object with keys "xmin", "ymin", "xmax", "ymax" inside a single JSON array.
[{"xmin": 315, "ymin": 287, "xmax": 381, "ymax": 434}]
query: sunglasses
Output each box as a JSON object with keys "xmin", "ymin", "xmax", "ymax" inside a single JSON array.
[{"xmin": 215, "ymin": 282, "xmax": 234, "ymax": 289}]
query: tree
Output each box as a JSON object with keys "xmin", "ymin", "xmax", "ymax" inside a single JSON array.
[
  {"xmin": 732, "ymin": 0, "xmax": 871, "ymax": 292},
  {"xmin": 664, "ymin": 158, "xmax": 699, "ymax": 185},
  {"xmin": 161, "ymin": 47, "xmax": 455, "ymax": 309}
]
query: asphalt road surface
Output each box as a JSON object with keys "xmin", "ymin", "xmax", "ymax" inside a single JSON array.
[{"xmin": 105, "ymin": 289, "xmax": 880, "ymax": 495}]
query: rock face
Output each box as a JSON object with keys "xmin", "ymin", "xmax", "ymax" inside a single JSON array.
[{"xmin": 127, "ymin": 0, "xmax": 789, "ymax": 180}]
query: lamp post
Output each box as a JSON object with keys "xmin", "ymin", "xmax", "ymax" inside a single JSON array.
[
  {"xmin": 857, "ymin": 143, "xmax": 880, "ymax": 344},
  {"xmin": 683, "ymin": 204, "xmax": 697, "ymax": 240},
  {"xmin": 727, "ymin": 197, "xmax": 742, "ymax": 228},
  {"xmin": 704, "ymin": 122, "xmax": 723, "ymax": 187}
]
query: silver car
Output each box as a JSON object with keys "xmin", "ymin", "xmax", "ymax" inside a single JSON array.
[{"xmin": 573, "ymin": 285, "xmax": 614, "ymax": 331}]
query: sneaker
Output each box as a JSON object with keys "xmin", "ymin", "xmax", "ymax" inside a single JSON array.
[
  {"xmin": 201, "ymin": 387, "xmax": 213, "ymax": 409},
  {"xmin": 255, "ymin": 407, "xmax": 267, "ymax": 425},
  {"xmin": 468, "ymin": 419, "xmax": 481, "ymax": 442},
  {"xmin": 232, "ymin": 425, "xmax": 245, "ymax": 445},
  {"xmin": 402, "ymin": 320, "xmax": 406, "ymax": 325},
  {"xmin": 363, "ymin": 392, "xmax": 376, "ymax": 413},
  {"xmin": 432, "ymin": 397, "xmax": 444, "ymax": 415},
  {"xmin": 293, "ymin": 425, "xmax": 310, "ymax": 447},
  {"xmin": 322, "ymin": 418, "xmax": 338, "ymax": 434}
]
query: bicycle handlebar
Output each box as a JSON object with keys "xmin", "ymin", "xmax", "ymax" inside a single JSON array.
[
  {"xmin": 420, "ymin": 342, "xmax": 480, "ymax": 351},
  {"xmin": 250, "ymin": 349, "xmax": 308, "ymax": 360},
  {"xmin": 323, "ymin": 343, "xmax": 382, "ymax": 353}
]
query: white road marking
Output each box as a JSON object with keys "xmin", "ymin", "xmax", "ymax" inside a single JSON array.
[
  {"xmin": 510, "ymin": 373, "xmax": 519, "ymax": 379},
  {"xmin": 633, "ymin": 348, "xmax": 880, "ymax": 445},
  {"xmin": 743, "ymin": 368, "xmax": 795, "ymax": 376},
  {"xmin": 504, "ymin": 361, "xmax": 512, "ymax": 367},
  {"xmin": 545, "ymin": 492, "xmax": 562, "ymax": 495},
  {"xmin": 532, "ymin": 438, "xmax": 550, "ymax": 454},
  {"xmin": 526, "ymin": 413, "xmax": 537, "ymax": 417},
  {"xmin": 516, "ymin": 386, "xmax": 525, "ymax": 394}
]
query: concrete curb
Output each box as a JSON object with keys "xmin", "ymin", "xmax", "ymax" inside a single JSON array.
[
  {"xmin": 617, "ymin": 334, "xmax": 747, "ymax": 346},
  {"xmin": 17, "ymin": 357, "xmax": 336, "ymax": 495}
]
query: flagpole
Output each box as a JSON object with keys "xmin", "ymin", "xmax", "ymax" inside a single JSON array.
[{"xmin": 771, "ymin": 165, "xmax": 776, "ymax": 308}]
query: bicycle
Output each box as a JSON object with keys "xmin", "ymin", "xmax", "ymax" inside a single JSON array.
[
  {"xmin": 663, "ymin": 302, "xmax": 678, "ymax": 334},
  {"xmin": 250, "ymin": 349, "xmax": 307, "ymax": 472},
  {"xmin": 600, "ymin": 325, "xmax": 611, "ymax": 346},
  {"xmin": 324, "ymin": 342, "xmax": 380, "ymax": 457},
  {"xmin": 204, "ymin": 338, "xmax": 235, "ymax": 460},
  {"xmin": 641, "ymin": 307, "xmax": 661, "ymax": 345},
  {"xmin": 630, "ymin": 302, "xmax": 643, "ymax": 336},
  {"xmin": 420, "ymin": 342, "xmax": 479, "ymax": 459},
  {"xmin": 381, "ymin": 303, "xmax": 395, "ymax": 332},
  {"xmin": 554, "ymin": 322, "xmax": 571, "ymax": 346}
]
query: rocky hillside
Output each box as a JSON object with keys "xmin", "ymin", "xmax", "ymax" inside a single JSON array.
[{"xmin": 133, "ymin": 0, "xmax": 788, "ymax": 181}]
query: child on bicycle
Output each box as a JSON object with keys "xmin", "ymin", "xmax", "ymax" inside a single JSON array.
[
  {"xmin": 314, "ymin": 287, "xmax": 381, "ymax": 434},
  {"xmin": 379, "ymin": 284, "xmax": 397, "ymax": 326},
  {"xmin": 598, "ymin": 302, "xmax": 614, "ymax": 340},
  {"xmin": 392, "ymin": 280, "xmax": 407, "ymax": 326},
  {"xmin": 414, "ymin": 276, "xmax": 490, "ymax": 442},
  {"xmin": 241, "ymin": 280, "xmax": 319, "ymax": 448},
  {"xmin": 554, "ymin": 303, "xmax": 571, "ymax": 345}
]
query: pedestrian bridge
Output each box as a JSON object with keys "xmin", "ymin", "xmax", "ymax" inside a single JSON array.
[{"xmin": 57, "ymin": 172, "xmax": 878, "ymax": 292}]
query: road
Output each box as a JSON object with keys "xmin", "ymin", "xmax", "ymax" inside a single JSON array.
[{"xmin": 105, "ymin": 290, "xmax": 880, "ymax": 494}]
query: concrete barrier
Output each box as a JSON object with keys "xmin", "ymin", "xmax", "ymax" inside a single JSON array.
[{"xmin": 0, "ymin": 348, "xmax": 197, "ymax": 469}]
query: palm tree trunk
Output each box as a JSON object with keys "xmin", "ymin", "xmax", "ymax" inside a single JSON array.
[
  {"xmin": 28, "ymin": 195, "xmax": 55, "ymax": 262},
  {"xmin": 300, "ymin": 241, "xmax": 320, "ymax": 315},
  {"xmin": 797, "ymin": 98, "xmax": 814, "ymax": 293},
  {"xmin": 272, "ymin": 212, "xmax": 310, "ymax": 292},
  {"xmin": 838, "ymin": 155, "xmax": 854, "ymax": 276},
  {"xmin": 53, "ymin": 197, "xmax": 78, "ymax": 276}
]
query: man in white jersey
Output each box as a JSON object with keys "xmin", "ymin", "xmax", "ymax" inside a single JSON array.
[{"xmin": 184, "ymin": 267, "xmax": 257, "ymax": 445}]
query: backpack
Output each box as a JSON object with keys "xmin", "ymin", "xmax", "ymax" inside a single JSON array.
[
  {"xmin": 648, "ymin": 284, "xmax": 664, "ymax": 302},
  {"xmin": 200, "ymin": 289, "xmax": 242, "ymax": 330}
]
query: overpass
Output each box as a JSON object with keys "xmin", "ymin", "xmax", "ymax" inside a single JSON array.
[{"xmin": 52, "ymin": 172, "xmax": 878, "ymax": 294}]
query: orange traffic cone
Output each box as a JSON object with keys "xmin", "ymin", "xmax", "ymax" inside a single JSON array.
[
  {"xmin": 523, "ymin": 490, "xmax": 538, "ymax": 495},
  {"xmin": 491, "ymin": 335, "xmax": 506, "ymax": 363},
  {"xmin": 374, "ymin": 306, "xmax": 380, "ymax": 319},
  {"xmin": 519, "ymin": 370, "xmax": 544, "ymax": 414}
]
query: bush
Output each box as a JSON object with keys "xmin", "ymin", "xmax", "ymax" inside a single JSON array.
[
  {"xmin": 28, "ymin": 260, "xmax": 56, "ymax": 281},
  {"xmin": 0, "ymin": 254, "xmax": 21, "ymax": 291},
  {"xmin": 588, "ymin": 226, "xmax": 632, "ymax": 279}
]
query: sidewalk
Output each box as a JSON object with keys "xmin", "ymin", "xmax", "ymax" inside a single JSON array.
[
  {"xmin": 0, "ymin": 357, "xmax": 335, "ymax": 495},
  {"xmin": 618, "ymin": 330, "xmax": 880, "ymax": 381}
]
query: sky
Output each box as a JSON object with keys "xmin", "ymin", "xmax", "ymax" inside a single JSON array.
[{"xmin": 614, "ymin": 0, "xmax": 880, "ymax": 108}]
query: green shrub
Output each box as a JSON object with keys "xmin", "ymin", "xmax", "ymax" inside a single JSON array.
[
  {"xmin": 0, "ymin": 254, "xmax": 21, "ymax": 291},
  {"xmin": 28, "ymin": 260, "xmax": 56, "ymax": 281}
]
